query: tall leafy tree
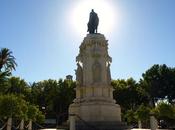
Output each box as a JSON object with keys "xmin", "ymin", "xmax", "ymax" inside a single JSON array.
[
  {"xmin": 56, "ymin": 79, "xmax": 76, "ymax": 114},
  {"xmin": 112, "ymin": 78, "xmax": 149, "ymax": 125},
  {"xmin": 140, "ymin": 64, "xmax": 175, "ymax": 106},
  {"xmin": 30, "ymin": 79, "xmax": 76, "ymax": 117},
  {"xmin": 112, "ymin": 78, "xmax": 149, "ymax": 111}
]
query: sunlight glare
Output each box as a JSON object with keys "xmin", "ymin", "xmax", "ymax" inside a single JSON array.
[{"xmin": 70, "ymin": 0, "xmax": 117, "ymax": 36}]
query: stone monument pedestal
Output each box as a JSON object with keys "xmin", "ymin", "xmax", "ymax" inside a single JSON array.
[
  {"xmin": 75, "ymin": 121, "xmax": 127, "ymax": 130},
  {"xmin": 69, "ymin": 34, "xmax": 128, "ymax": 130},
  {"xmin": 69, "ymin": 99, "xmax": 121, "ymax": 121}
]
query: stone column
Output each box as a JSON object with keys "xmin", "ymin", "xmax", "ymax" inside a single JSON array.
[
  {"xmin": 69, "ymin": 114, "xmax": 76, "ymax": 130},
  {"xmin": 138, "ymin": 120, "xmax": 142, "ymax": 128},
  {"xmin": 150, "ymin": 115, "xmax": 158, "ymax": 130},
  {"xmin": 19, "ymin": 119, "xmax": 24, "ymax": 130},
  {"xmin": 7, "ymin": 117, "xmax": 12, "ymax": 130},
  {"xmin": 28, "ymin": 120, "xmax": 32, "ymax": 130}
]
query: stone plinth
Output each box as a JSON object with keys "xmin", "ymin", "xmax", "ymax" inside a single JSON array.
[
  {"xmin": 69, "ymin": 100, "xmax": 121, "ymax": 122},
  {"xmin": 69, "ymin": 34, "xmax": 127, "ymax": 130},
  {"xmin": 75, "ymin": 121, "xmax": 128, "ymax": 130}
]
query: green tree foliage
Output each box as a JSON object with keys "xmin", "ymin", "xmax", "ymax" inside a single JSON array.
[
  {"xmin": 0, "ymin": 95, "xmax": 22, "ymax": 117},
  {"xmin": 27, "ymin": 104, "xmax": 45, "ymax": 123},
  {"xmin": 112, "ymin": 78, "xmax": 149, "ymax": 126},
  {"xmin": 0, "ymin": 94, "xmax": 45, "ymax": 123},
  {"xmin": 135, "ymin": 104, "xmax": 150, "ymax": 122},
  {"xmin": 112, "ymin": 78, "xmax": 149, "ymax": 111},
  {"xmin": 0, "ymin": 76, "xmax": 31, "ymax": 105},
  {"xmin": 0, "ymin": 95, "xmax": 27, "ymax": 118},
  {"xmin": 0, "ymin": 48, "xmax": 44, "ymax": 123},
  {"xmin": 0, "ymin": 48, "xmax": 17, "ymax": 71},
  {"xmin": 6, "ymin": 77, "xmax": 30, "ymax": 95},
  {"xmin": 140, "ymin": 64, "xmax": 175, "ymax": 106},
  {"xmin": 153, "ymin": 102, "xmax": 175, "ymax": 126},
  {"xmin": 0, "ymin": 48, "xmax": 17, "ymax": 82},
  {"xmin": 56, "ymin": 79, "xmax": 76, "ymax": 114},
  {"xmin": 124, "ymin": 110, "xmax": 137, "ymax": 125},
  {"xmin": 30, "ymin": 79, "xmax": 76, "ymax": 116},
  {"xmin": 0, "ymin": 48, "xmax": 17, "ymax": 93},
  {"xmin": 134, "ymin": 104, "xmax": 150, "ymax": 127}
]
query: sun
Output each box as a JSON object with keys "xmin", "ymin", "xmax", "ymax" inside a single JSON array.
[{"xmin": 70, "ymin": 0, "xmax": 117, "ymax": 36}]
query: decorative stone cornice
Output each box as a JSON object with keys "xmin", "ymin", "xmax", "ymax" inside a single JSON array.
[{"xmin": 80, "ymin": 33, "xmax": 108, "ymax": 50}]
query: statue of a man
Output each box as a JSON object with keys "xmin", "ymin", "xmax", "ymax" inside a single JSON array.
[{"xmin": 87, "ymin": 9, "xmax": 99, "ymax": 34}]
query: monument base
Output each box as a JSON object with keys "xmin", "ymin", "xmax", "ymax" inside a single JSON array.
[
  {"xmin": 75, "ymin": 121, "xmax": 128, "ymax": 130},
  {"xmin": 69, "ymin": 99, "xmax": 121, "ymax": 122}
]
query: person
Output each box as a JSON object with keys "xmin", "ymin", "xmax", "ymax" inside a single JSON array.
[{"xmin": 87, "ymin": 9, "xmax": 99, "ymax": 34}]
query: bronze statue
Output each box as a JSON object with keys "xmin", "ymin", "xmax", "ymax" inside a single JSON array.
[{"xmin": 87, "ymin": 9, "xmax": 99, "ymax": 34}]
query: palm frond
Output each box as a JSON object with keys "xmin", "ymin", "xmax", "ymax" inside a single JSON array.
[{"xmin": 0, "ymin": 48, "xmax": 17, "ymax": 71}]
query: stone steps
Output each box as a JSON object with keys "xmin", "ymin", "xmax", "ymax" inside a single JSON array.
[{"xmin": 76, "ymin": 121, "xmax": 129, "ymax": 130}]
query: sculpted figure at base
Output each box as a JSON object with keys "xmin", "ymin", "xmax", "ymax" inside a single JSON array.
[
  {"xmin": 76, "ymin": 63, "xmax": 83, "ymax": 86},
  {"xmin": 87, "ymin": 9, "xmax": 99, "ymax": 34},
  {"xmin": 107, "ymin": 63, "xmax": 111, "ymax": 84}
]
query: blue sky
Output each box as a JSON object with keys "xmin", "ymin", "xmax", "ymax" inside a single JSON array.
[{"xmin": 0, "ymin": 0, "xmax": 175, "ymax": 83}]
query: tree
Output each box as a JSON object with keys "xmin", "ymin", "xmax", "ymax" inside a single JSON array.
[
  {"xmin": 140, "ymin": 64, "xmax": 175, "ymax": 106},
  {"xmin": 135, "ymin": 104, "xmax": 150, "ymax": 128},
  {"xmin": 6, "ymin": 77, "xmax": 30, "ymax": 95},
  {"xmin": 153, "ymin": 102, "xmax": 175, "ymax": 128},
  {"xmin": 0, "ymin": 76, "xmax": 31, "ymax": 104},
  {"xmin": 0, "ymin": 48, "xmax": 17, "ymax": 91},
  {"xmin": 124, "ymin": 110, "xmax": 137, "ymax": 126},
  {"xmin": 0, "ymin": 70, "xmax": 10, "ymax": 83},
  {"xmin": 30, "ymin": 79, "xmax": 60, "ymax": 113},
  {"xmin": 27, "ymin": 104, "xmax": 45, "ymax": 123},
  {"xmin": 0, "ymin": 48, "xmax": 17, "ymax": 77},
  {"xmin": 0, "ymin": 94, "xmax": 45, "ymax": 125},
  {"xmin": 112, "ymin": 78, "xmax": 149, "ymax": 111},
  {"xmin": 30, "ymin": 79, "xmax": 76, "ymax": 119},
  {"xmin": 0, "ymin": 94, "xmax": 27, "ymax": 119},
  {"xmin": 56, "ymin": 79, "xmax": 76, "ymax": 114},
  {"xmin": 112, "ymin": 78, "xmax": 149, "ymax": 126}
]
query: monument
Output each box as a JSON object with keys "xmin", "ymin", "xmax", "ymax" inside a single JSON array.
[{"xmin": 69, "ymin": 10, "xmax": 127, "ymax": 130}]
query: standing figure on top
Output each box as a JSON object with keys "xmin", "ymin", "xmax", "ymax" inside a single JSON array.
[{"xmin": 87, "ymin": 9, "xmax": 99, "ymax": 34}]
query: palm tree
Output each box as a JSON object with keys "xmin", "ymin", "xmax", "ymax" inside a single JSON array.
[
  {"xmin": 0, "ymin": 48, "xmax": 17, "ymax": 71},
  {"xmin": 0, "ymin": 48, "xmax": 17, "ymax": 83}
]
